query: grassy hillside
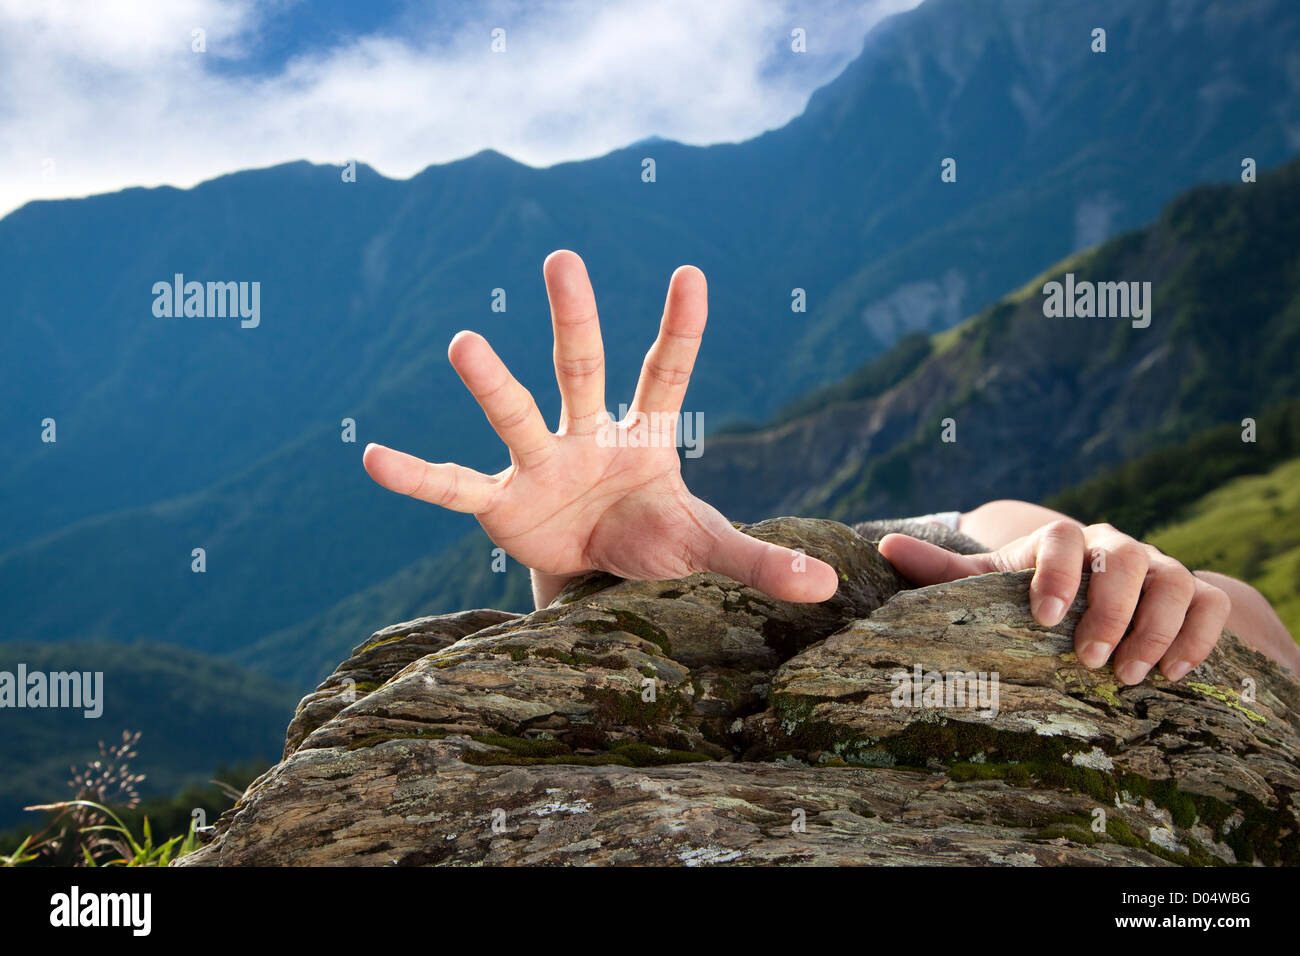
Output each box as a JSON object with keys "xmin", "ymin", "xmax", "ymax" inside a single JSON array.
[
  {"xmin": 1146, "ymin": 458, "xmax": 1300, "ymax": 639},
  {"xmin": 1045, "ymin": 398, "xmax": 1300, "ymax": 538}
]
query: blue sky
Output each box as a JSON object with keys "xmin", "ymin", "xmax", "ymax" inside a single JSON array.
[{"xmin": 0, "ymin": 0, "xmax": 919, "ymax": 217}]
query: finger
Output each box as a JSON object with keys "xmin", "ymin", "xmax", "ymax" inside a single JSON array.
[
  {"xmin": 1158, "ymin": 579, "xmax": 1232, "ymax": 682},
  {"xmin": 706, "ymin": 525, "xmax": 839, "ymax": 603},
  {"xmin": 448, "ymin": 330, "xmax": 553, "ymax": 467},
  {"xmin": 877, "ymin": 533, "xmax": 997, "ymax": 584},
  {"xmin": 880, "ymin": 523, "xmax": 1083, "ymax": 627},
  {"xmin": 629, "ymin": 265, "xmax": 708, "ymax": 417},
  {"xmin": 1025, "ymin": 520, "xmax": 1086, "ymax": 627},
  {"xmin": 362, "ymin": 443, "xmax": 498, "ymax": 514},
  {"xmin": 1074, "ymin": 528, "xmax": 1149, "ymax": 669},
  {"xmin": 543, "ymin": 250, "xmax": 606, "ymax": 433},
  {"xmin": 1110, "ymin": 552, "xmax": 1196, "ymax": 684}
]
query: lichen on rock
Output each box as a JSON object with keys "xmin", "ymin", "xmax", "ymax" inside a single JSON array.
[{"xmin": 178, "ymin": 517, "xmax": 1300, "ymax": 867}]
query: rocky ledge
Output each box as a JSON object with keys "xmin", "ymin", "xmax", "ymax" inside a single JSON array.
[{"xmin": 178, "ymin": 518, "xmax": 1300, "ymax": 866}]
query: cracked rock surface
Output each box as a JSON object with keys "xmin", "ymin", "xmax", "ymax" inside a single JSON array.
[{"xmin": 178, "ymin": 518, "xmax": 1300, "ymax": 867}]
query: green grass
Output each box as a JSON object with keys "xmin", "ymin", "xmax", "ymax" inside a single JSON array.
[
  {"xmin": 1147, "ymin": 457, "xmax": 1300, "ymax": 639},
  {"xmin": 1045, "ymin": 399, "xmax": 1300, "ymax": 539}
]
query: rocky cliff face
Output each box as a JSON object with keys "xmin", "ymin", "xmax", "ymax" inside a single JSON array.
[{"xmin": 179, "ymin": 518, "xmax": 1300, "ymax": 867}]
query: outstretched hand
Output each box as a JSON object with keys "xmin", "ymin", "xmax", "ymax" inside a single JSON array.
[
  {"xmin": 878, "ymin": 522, "xmax": 1232, "ymax": 684},
  {"xmin": 363, "ymin": 250, "xmax": 839, "ymax": 605}
]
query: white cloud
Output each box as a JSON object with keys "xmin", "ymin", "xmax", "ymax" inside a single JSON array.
[{"xmin": 0, "ymin": 0, "xmax": 920, "ymax": 218}]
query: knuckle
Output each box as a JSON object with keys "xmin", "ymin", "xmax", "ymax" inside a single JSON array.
[
  {"xmin": 1088, "ymin": 605, "xmax": 1135, "ymax": 638},
  {"xmin": 408, "ymin": 468, "xmax": 429, "ymax": 500},
  {"xmin": 555, "ymin": 354, "xmax": 603, "ymax": 379},
  {"xmin": 1132, "ymin": 621, "xmax": 1179, "ymax": 651},
  {"xmin": 1043, "ymin": 518, "xmax": 1083, "ymax": 542},
  {"xmin": 437, "ymin": 468, "xmax": 460, "ymax": 509},
  {"xmin": 989, "ymin": 550, "xmax": 1019, "ymax": 574},
  {"xmin": 1198, "ymin": 581, "xmax": 1233, "ymax": 620},
  {"xmin": 494, "ymin": 401, "xmax": 535, "ymax": 432},
  {"xmin": 475, "ymin": 372, "xmax": 512, "ymax": 402},
  {"xmin": 644, "ymin": 360, "xmax": 690, "ymax": 387},
  {"xmin": 1107, "ymin": 541, "xmax": 1148, "ymax": 579},
  {"xmin": 552, "ymin": 306, "xmax": 598, "ymax": 329},
  {"xmin": 663, "ymin": 325, "xmax": 703, "ymax": 343},
  {"xmin": 1150, "ymin": 559, "xmax": 1197, "ymax": 599},
  {"xmin": 563, "ymin": 408, "xmax": 607, "ymax": 428},
  {"xmin": 514, "ymin": 439, "xmax": 553, "ymax": 464}
]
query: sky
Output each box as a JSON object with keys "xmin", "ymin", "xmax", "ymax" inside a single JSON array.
[{"xmin": 0, "ymin": 0, "xmax": 921, "ymax": 219}]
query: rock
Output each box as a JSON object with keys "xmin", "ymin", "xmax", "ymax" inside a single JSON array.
[
  {"xmin": 178, "ymin": 517, "xmax": 1300, "ymax": 867},
  {"xmin": 280, "ymin": 608, "xmax": 518, "ymax": 758}
]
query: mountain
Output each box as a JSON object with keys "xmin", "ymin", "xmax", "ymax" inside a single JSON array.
[
  {"xmin": 253, "ymin": 156, "xmax": 1300, "ymax": 687},
  {"xmin": 683, "ymin": 156, "xmax": 1300, "ymax": 524},
  {"xmin": 3, "ymin": 0, "xmax": 1299, "ymax": 679},
  {"xmin": 0, "ymin": 642, "xmax": 294, "ymax": 829}
]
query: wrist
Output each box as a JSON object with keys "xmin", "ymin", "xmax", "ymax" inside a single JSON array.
[{"xmin": 530, "ymin": 568, "xmax": 579, "ymax": 609}]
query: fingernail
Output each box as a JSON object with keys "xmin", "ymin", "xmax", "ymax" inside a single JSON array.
[
  {"xmin": 1037, "ymin": 596, "xmax": 1067, "ymax": 626},
  {"xmin": 1162, "ymin": 660, "xmax": 1193, "ymax": 682},
  {"xmin": 1079, "ymin": 641, "xmax": 1111, "ymax": 668},
  {"xmin": 1116, "ymin": 661, "xmax": 1150, "ymax": 686}
]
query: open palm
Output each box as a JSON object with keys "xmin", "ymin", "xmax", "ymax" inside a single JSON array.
[{"xmin": 362, "ymin": 250, "xmax": 838, "ymax": 604}]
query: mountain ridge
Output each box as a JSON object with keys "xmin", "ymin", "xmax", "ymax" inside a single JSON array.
[
  {"xmin": 243, "ymin": 157, "xmax": 1300, "ymax": 688},
  {"xmin": 3, "ymin": 0, "xmax": 1297, "ymax": 677},
  {"xmin": 684, "ymin": 156, "xmax": 1300, "ymax": 524}
]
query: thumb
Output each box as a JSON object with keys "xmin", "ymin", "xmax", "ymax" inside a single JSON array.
[
  {"xmin": 706, "ymin": 525, "xmax": 839, "ymax": 603},
  {"xmin": 877, "ymin": 533, "xmax": 998, "ymax": 585}
]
